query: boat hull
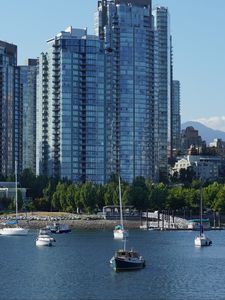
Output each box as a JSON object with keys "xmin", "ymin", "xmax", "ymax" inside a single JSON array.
[
  {"xmin": 111, "ymin": 257, "xmax": 145, "ymax": 271},
  {"xmin": 49, "ymin": 223, "xmax": 71, "ymax": 234},
  {"xmin": 195, "ymin": 235, "xmax": 212, "ymax": 247},
  {"xmin": 50, "ymin": 229, "xmax": 71, "ymax": 234},
  {"xmin": 113, "ymin": 229, "xmax": 129, "ymax": 239},
  {"xmin": 0, "ymin": 227, "xmax": 28, "ymax": 236},
  {"xmin": 36, "ymin": 239, "xmax": 52, "ymax": 247}
]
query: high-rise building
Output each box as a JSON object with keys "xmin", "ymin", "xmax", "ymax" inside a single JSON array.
[
  {"xmin": 36, "ymin": 27, "xmax": 106, "ymax": 183},
  {"xmin": 181, "ymin": 126, "xmax": 203, "ymax": 154},
  {"xmin": 168, "ymin": 35, "xmax": 181, "ymax": 159},
  {"xmin": 0, "ymin": 41, "xmax": 22, "ymax": 176},
  {"xmin": 19, "ymin": 59, "xmax": 37, "ymax": 173},
  {"xmin": 95, "ymin": 0, "xmax": 156, "ymax": 183},
  {"xmin": 153, "ymin": 6, "xmax": 171, "ymax": 181},
  {"xmin": 171, "ymin": 80, "xmax": 181, "ymax": 155}
]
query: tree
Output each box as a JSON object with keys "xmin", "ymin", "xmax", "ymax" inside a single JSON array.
[
  {"xmin": 203, "ymin": 182, "xmax": 221, "ymax": 209},
  {"xmin": 148, "ymin": 183, "xmax": 167, "ymax": 211},
  {"xmin": 128, "ymin": 177, "xmax": 149, "ymax": 211},
  {"xmin": 212, "ymin": 185, "xmax": 225, "ymax": 214},
  {"xmin": 43, "ymin": 179, "xmax": 57, "ymax": 211},
  {"xmin": 34, "ymin": 197, "xmax": 51, "ymax": 211},
  {"xmin": 179, "ymin": 167, "xmax": 195, "ymax": 185},
  {"xmin": 166, "ymin": 187, "xmax": 186, "ymax": 210},
  {"xmin": 80, "ymin": 182, "xmax": 97, "ymax": 213},
  {"xmin": 52, "ymin": 182, "xmax": 67, "ymax": 211},
  {"xmin": 103, "ymin": 183, "xmax": 116, "ymax": 206},
  {"xmin": 65, "ymin": 184, "xmax": 76, "ymax": 213},
  {"xmin": 96, "ymin": 185, "xmax": 105, "ymax": 210}
]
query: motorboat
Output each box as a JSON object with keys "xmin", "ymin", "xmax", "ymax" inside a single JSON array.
[
  {"xmin": 188, "ymin": 219, "xmax": 211, "ymax": 230},
  {"xmin": 48, "ymin": 222, "xmax": 71, "ymax": 234},
  {"xmin": 36, "ymin": 229, "xmax": 56, "ymax": 247},
  {"xmin": 39, "ymin": 228, "xmax": 51, "ymax": 235},
  {"xmin": 113, "ymin": 176, "xmax": 129, "ymax": 239},
  {"xmin": 36, "ymin": 235, "xmax": 53, "ymax": 247},
  {"xmin": 110, "ymin": 248, "xmax": 145, "ymax": 271}
]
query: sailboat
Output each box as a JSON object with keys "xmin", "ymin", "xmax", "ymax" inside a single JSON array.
[
  {"xmin": 0, "ymin": 161, "xmax": 28, "ymax": 236},
  {"xmin": 194, "ymin": 185, "xmax": 212, "ymax": 247},
  {"xmin": 110, "ymin": 237, "xmax": 145, "ymax": 271},
  {"xmin": 113, "ymin": 176, "xmax": 129, "ymax": 239}
]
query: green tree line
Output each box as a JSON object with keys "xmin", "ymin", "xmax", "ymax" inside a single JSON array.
[{"xmin": 1, "ymin": 169, "xmax": 225, "ymax": 215}]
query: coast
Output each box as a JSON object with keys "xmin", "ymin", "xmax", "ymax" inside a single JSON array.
[
  {"xmin": 20, "ymin": 219, "xmax": 141, "ymax": 230},
  {"xmin": 0, "ymin": 212, "xmax": 141, "ymax": 230}
]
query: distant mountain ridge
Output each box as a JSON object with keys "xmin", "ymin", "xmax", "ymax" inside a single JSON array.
[{"xmin": 181, "ymin": 121, "xmax": 225, "ymax": 144}]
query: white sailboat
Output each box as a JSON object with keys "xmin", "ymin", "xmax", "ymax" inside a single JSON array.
[
  {"xmin": 0, "ymin": 161, "xmax": 28, "ymax": 236},
  {"xmin": 113, "ymin": 176, "xmax": 129, "ymax": 239},
  {"xmin": 194, "ymin": 185, "xmax": 212, "ymax": 247}
]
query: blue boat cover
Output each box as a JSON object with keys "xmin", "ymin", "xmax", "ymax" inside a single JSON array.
[
  {"xmin": 5, "ymin": 220, "xmax": 18, "ymax": 225},
  {"xmin": 115, "ymin": 224, "xmax": 122, "ymax": 230}
]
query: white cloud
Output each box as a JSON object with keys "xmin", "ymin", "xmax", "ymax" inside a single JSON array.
[{"xmin": 194, "ymin": 116, "xmax": 225, "ymax": 132}]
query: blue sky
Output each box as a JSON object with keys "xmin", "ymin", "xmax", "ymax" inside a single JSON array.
[{"xmin": 1, "ymin": 0, "xmax": 225, "ymax": 130}]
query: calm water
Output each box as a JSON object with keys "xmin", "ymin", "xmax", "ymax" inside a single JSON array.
[{"xmin": 0, "ymin": 229, "xmax": 225, "ymax": 300}]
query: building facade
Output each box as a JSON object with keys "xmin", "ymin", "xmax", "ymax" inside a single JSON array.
[
  {"xmin": 153, "ymin": 6, "xmax": 171, "ymax": 180},
  {"xmin": 0, "ymin": 41, "xmax": 22, "ymax": 176},
  {"xmin": 95, "ymin": 0, "xmax": 157, "ymax": 183},
  {"xmin": 36, "ymin": 27, "xmax": 106, "ymax": 184},
  {"xmin": 19, "ymin": 59, "xmax": 37, "ymax": 173},
  {"xmin": 181, "ymin": 126, "xmax": 203, "ymax": 154},
  {"xmin": 172, "ymin": 155, "xmax": 222, "ymax": 182},
  {"xmin": 171, "ymin": 80, "xmax": 181, "ymax": 156}
]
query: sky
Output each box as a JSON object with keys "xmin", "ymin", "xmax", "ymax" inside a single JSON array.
[{"xmin": 1, "ymin": 0, "xmax": 225, "ymax": 130}]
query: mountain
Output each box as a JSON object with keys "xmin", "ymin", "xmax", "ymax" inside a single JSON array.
[{"xmin": 181, "ymin": 121, "xmax": 225, "ymax": 144}]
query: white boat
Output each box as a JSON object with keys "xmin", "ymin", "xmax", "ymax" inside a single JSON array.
[
  {"xmin": 194, "ymin": 185, "xmax": 212, "ymax": 247},
  {"xmin": 113, "ymin": 176, "xmax": 129, "ymax": 239},
  {"xmin": 114, "ymin": 225, "xmax": 129, "ymax": 239},
  {"xmin": 36, "ymin": 229, "xmax": 56, "ymax": 247},
  {"xmin": 195, "ymin": 234, "xmax": 212, "ymax": 247},
  {"xmin": 36, "ymin": 235, "xmax": 52, "ymax": 247},
  {"xmin": 0, "ymin": 227, "xmax": 28, "ymax": 236},
  {"xmin": 0, "ymin": 162, "xmax": 29, "ymax": 236}
]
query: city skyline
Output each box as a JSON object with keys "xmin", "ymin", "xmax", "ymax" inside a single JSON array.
[
  {"xmin": 36, "ymin": 0, "xmax": 167, "ymax": 183},
  {"xmin": 1, "ymin": 0, "xmax": 178, "ymax": 182},
  {"xmin": 1, "ymin": 0, "xmax": 225, "ymax": 130}
]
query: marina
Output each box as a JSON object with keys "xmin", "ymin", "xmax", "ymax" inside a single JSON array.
[{"xmin": 1, "ymin": 229, "xmax": 225, "ymax": 299}]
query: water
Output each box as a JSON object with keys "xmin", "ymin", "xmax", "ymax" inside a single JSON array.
[{"xmin": 0, "ymin": 229, "xmax": 225, "ymax": 300}]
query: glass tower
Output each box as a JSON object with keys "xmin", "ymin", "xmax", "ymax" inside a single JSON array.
[
  {"xmin": 95, "ymin": 0, "xmax": 156, "ymax": 183},
  {"xmin": 153, "ymin": 6, "xmax": 171, "ymax": 181},
  {"xmin": 171, "ymin": 80, "xmax": 181, "ymax": 155},
  {"xmin": 19, "ymin": 59, "xmax": 37, "ymax": 173},
  {"xmin": 0, "ymin": 41, "xmax": 22, "ymax": 176},
  {"xmin": 36, "ymin": 27, "xmax": 106, "ymax": 184}
]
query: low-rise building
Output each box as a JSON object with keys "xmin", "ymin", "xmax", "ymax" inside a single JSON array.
[
  {"xmin": 0, "ymin": 182, "xmax": 27, "ymax": 200},
  {"xmin": 172, "ymin": 155, "xmax": 223, "ymax": 182}
]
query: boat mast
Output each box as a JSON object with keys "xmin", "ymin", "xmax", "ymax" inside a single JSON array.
[
  {"xmin": 119, "ymin": 176, "xmax": 123, "ymax": 229},
  {"xmin": 200, "ymin": 184, "xmax": 203, "ymax": 236},
  {"xmin": 15, "ymin": 160, "xmax": 18, "ymax": 222}
]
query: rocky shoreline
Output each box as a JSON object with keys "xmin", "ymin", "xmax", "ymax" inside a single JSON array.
[{"xmin": 19, "ymin": 219, "xmax": 141, "ymax": 230}]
